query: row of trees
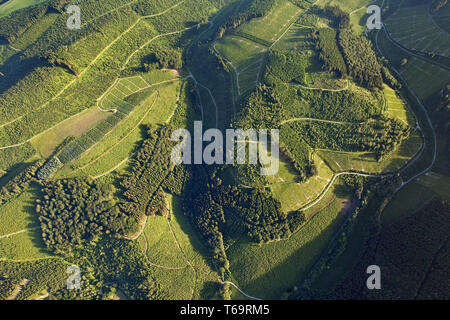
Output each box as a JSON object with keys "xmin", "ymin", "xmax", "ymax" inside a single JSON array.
[
  {"xmin": 0, "ymin": 160, "xmax": 44, "ymax": 206},
  {"xmin": 280, "ymin": 126, "xmax": 316, "ymax": 181},
  {"xmin": 312, "ymin": 28, "xmax": 347, "ymax": 78},
  {"xmin": 142, "ymin": 47, "xmax": 183, "ymax": 72},
  {"xmin": 338, "ymin": 29, "xmax": 384, "ymax": 89}
]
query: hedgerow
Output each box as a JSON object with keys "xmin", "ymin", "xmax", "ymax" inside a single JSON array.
[
  {"xmin": 312, "ymin": 28, "xmax": 347, "ymax": 77},
  {"xmin": 0, "ymin": 160, "xmax": 44, "ymax": 206}
]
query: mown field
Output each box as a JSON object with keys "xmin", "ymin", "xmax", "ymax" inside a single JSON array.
[
  {"xmin": 237, "ymin": 0, "xmax": 302, "ymax": 44},
  {"xmin": 227, "ymin": 181, "xmax": 352, "ymax": 299},
  {"xmin": 137, "ymin": 195, "xmax": 219, "ymax": 300},
  {"xmin": 269, "ymin": 154, "xmax": 334, "ymax": 212},
  {"xmin": 56, "ymin": 72, "xmax": 181, "ymax": 179},
  {"xmin": 214, "ymin": 35, "xmax": 267, "ymax": 96}
]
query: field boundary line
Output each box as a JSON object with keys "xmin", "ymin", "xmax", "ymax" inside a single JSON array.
[{"xmin": 0, "ymin": 226, "xmax": 40, "ymax": 240}]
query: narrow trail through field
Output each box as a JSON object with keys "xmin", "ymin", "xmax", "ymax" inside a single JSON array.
[
  {"xmin": 294, "ymin": 79, "xmax": 350, "ymax": 92},
  {"xmin": 167, "ymin": 218, "xmax": 197, "ymax": 300},
  {"xmin": 220, "ymin": 281, "xmax": 262, "ymax": 300},
  {"xmin": 0, "ymin": 227, "xmax": 40, "ymax": 240},
  {"xmin": 75, "ymin": 92, "xmax": 159, "ymax": 172},
  {"xmin": 90, "ymin": 75, "xmax": 189, "ymax": 180},
  {"xmin": 280, "ymin": 117, "xmax": 361, "ymax": 126},
  {"xmin": 142, "ymin": 231, "xmax": 188, "ymax": 271}
]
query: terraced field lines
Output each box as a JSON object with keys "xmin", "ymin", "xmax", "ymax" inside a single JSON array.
[
  {"xmin": 386, "ymin": 3, "xmax": 450, "ymax": 57},
  {"xmin": 0, "ymin": 1, "xmax": 190, "ymax": 150},
  {"xmin": 82, "ymin": 92, "xmax": 158, "ymax": 173}
]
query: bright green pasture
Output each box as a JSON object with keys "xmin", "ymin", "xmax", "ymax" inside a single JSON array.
[
  {"xmin": 0, "ymin": 229, "xmax": 51, "ymax": 260},
  {"xmin": 227, "ymin": 182, "xmax": 351, "ymax": 299},
  {"xmin": 384, "ymin": 85, "xmax": 416, "ymax": 126},
  {"xmin": 273, "ymin": 23, "xmax": 315, "ymax": 50},
  {"xmin": 348, "ymin": 0, "xmax": 383, "ymax": 34},
  {"xmin": 138, "ymin": 195, "xmax": 219, "ymax": 300},
  {"xmin": 269, "ymin": 154, "xmax": 334, "ymax": 212},
  {"xmin": 214, "ymin": 36, "xmax": 266, "ymax": 96},
  {"xmin": 0, "ymin": 185, "xmax": 51, "ymax": 261},
  {"xmin": 316, "ymin": 0, "xmax": 373, "ymax": 12},
  {"xmin": 237, "ymin": 0, "xmax": 302, "ymax": 44},
  {"xmin": 0, "ymin": 189, "xmax": 39, "ymax": 237}
]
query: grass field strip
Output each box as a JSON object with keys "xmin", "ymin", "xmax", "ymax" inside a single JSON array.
[
  {"xmin": 167, "ymin": 218, "xmax": 197, "ymax": 300},
  {"xmin": 269, "ymin": 6, "xmax": 303, "ymax": 49},
  {"xmin": 98, "ymin": 76, "xmax": 178, "ymax": 112},
  {"xmin": 141, "ymin": 228, "xmax": 188, "ymax": 271},
  {"xmin": 270, "ymin": 8, "xmax": 302, "ymax": 42},
  {"xmin": 213, "ymin": 38, "xmax": 267, "ymax": 97}
]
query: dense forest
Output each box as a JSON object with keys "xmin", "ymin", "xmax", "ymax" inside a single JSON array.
[
  {"xmin": 37, "ymin": 178, "xmax": 132, "ymax": 254},
  {"xmin": 237, "ymin": 84, "xmax": 285, "ymax": 129},
  {"xmin": 312, "ymin": 28, "xmax": 347, "ymax": 77},
  {"xmin": 264, "ymin": 50, "xmax": 307, "ymax": 85},
  {"xmin": 118, "ymin": 125, "xmax": 177, "ymax": 223},
  {"xmin": 338, "ymin": 29, "xmax": 383, "ymax": 89}
]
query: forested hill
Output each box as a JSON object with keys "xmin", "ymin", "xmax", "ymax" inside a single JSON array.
[{"xmin": 0, "ymin": 0, "xmax": 448, "ymax": 301}]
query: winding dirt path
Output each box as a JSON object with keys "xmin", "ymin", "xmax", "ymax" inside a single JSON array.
[
  {"xmin": 280, "ymin": 117, "xmax": 361, "ymax": 126},
  {"xmin": 0, "ymin": 227, "xmax": 40, "ymax": 240}
]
